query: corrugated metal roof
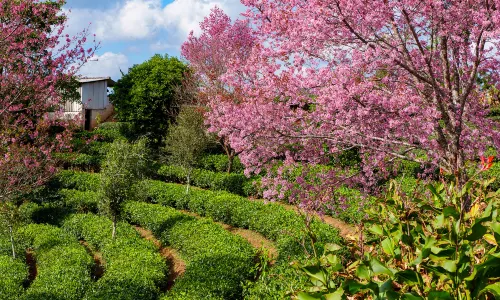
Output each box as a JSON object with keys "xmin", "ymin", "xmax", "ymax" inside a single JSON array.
[{"xmin": 77, "ymin": 77, "xmax": 116, "ymax": 87}]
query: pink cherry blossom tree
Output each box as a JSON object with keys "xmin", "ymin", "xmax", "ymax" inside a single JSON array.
[
  {"xmin": 0, "ymin": 0, "xmax": 97, "ymax": 258},
  {"xmin": 197, "ymin": 1, "xmax": 500, "ymax": 206},
  {"xmin": 181, "ymin": 7, "xmax": 255, "ymax": 173}
]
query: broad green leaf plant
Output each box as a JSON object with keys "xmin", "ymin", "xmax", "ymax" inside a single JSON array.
[{"xmin": 298, "ymin": 159, "xmax": 500, "ymax": 299}]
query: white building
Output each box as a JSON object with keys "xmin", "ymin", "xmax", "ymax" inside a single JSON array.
[{"xmin": 64, "ymin": 77, "xmax": 116, "ymax": 130}]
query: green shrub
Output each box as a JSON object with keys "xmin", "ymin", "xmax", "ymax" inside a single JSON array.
[
  {"xmin": 50, "ymin": 170, "xmax": 101, "ymax": 192},
  {"xmin": 0, "ymin": 255, "xmax": 27, "ymax": 300},
  {"xmin": 325, "ymin": 186, "xmax": 377, "ymax": 224},
  {"xmin": 157, "ymin": 165, "xmax": 252, "ymax": 196},
  {"xmin": 123, "ymin": 201, "xmax": 256, "ymax": 299},
  {"xmin": 62, "ymin": 214, "xmax": 167, "ymax": 300},
  {"xmin": 93, "ymin": 122, "xmax": 136, "ymax": 142},
  {"xmin": 54, "ymin": 152, "xmax": 101, "ymax": 171},
  {"xmin": 18, "ymin": 202, "xmax": 69, "ymax": 226},
  {"xmin": 136, "ymin": 180, "xmax": 344, "ymax": 259},
  {"xmin": 80, "ymin": 141, "xmax": 112, "ymax": 157},
  {"xmin": 197, "ymin": 154, "xmax": 244, "ymax": 173},
  {"xmin": 297, "ymin": 175, "xmax": 500, "ymax": 299},
  {"xmin": 59, "ymin": 189, "xmax": 99, "ymax": 213},
  {"xmin": 16, "ymin": 224, "xmax": 93, "ymax": 300}
]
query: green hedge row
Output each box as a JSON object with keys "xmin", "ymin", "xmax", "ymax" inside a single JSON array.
[
  {"xmin": 72, "ymin": 122, "xmax": 135, "ymax": 146},
  {"xmin": 197, "ymin": 154, "xmax": 244, "ymax": 173},
  {"xmin": 133, "ymin": 180, "xmax": 346, "ymax": 298},
  {"xmin": 16, "ymin": 188, "xmax": 100, "ymax": 226},
  {"xmin": 16, "ymin": 224, "xmax": 93, "ymax": 300},
  {"xmin": 123, "ymin": 201, "xmax": 256, "ymax": 300},
  {"xmin": 135, "ymin": 180, "xmax": 342, "ymax": 259},
  {"xmin": 58, "ymin": 189, "xmax": 100, "ymax": 214},
  {"xmin": 329, "ymin": 186, "xmax": 377, "ymax": 224},
  {"xmin": 62, "ymin": 214, "xmax": 167, "ymax": 300},
  {"xmin": 157, "ymin": 165, "xmax": 259, "ymax": 197},
  {"xmin": 50, "ymin": 170, "xmax": 101, "ymax": 192},
  {"xmin": 0, "ymin": 255, "xmax": 27, "ymax": 300},
  {"xmin": 55, "ymin": 152, "xmax": 102, "ymax": 172}
]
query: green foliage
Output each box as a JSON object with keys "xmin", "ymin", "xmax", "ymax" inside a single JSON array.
[
  {"xmin": 110, "ymin": 55, "xmax": 187, "ymax": 146},
  {"xmin": 134, "ymin": 180, "xmax": 346, "ymax": 298},
  {"xmin": 158, "ymin": 164, "xmax": 254, "ymax": 196},
  {"xmin": 123, "ymin": 201, "xmax": 256, "ymax": 299},
  {"xmin": 482, "ymin": 161, "xmax": 500, "ymax": 191},
  {"xmin": 329, "ymin": 147, "xmax": 362, "ymax": 168},
  {"xmin": 0, "ymin": 255, "xmax": 27, "ymax": 300},
  {"xmin": 100, "ymin": 139, "xmax": 148, "ymax": 237},
  {"xmin": 488, "ymin": 106, "xmax": 500, "ymax": 121},
  {"xmin": 59, "ymin": 189, "xmax": 99, "ymax": 214},
  {"xmin": 55, "ymin": 152, "xmax": 101, "ymax": 172},
  {"xmin": 327, "ymin": 186, "xmax": 376, "ymax": 224},
  {"xmin": 62, "ymin": 213, "xmax": 167, "ymax": 300},
  {"xmin": 164, "ymin": 106, "xmax": 215, "ymax": 189},
  {"xmin": 197, "ymin": 154, "xmax": 244, "ymax": 173},
  {"xmin": 297, "ymin": 174, "xmax": 500, "ymax": 299},
  {"xmin": 135, "ymin": 180, "xmax": 343, "ymax": 259},
  {"xmin": 51, "ymin": 170, "xmax": 101, "ymax": 192},
  {"xmin": 17, "ymin": 224, "xmax": 93, "ymax": 300},
  {"xmin": 93, "ymin": 122, "xmax": 136, "ymax": 142}
]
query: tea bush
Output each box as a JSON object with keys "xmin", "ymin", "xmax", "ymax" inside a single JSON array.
[
  {"xmin": 17, "ymin": 224, "xmax": 93, "ymax": 300},
  {"xmin": 62, "ymin": 213, "xmax": 167, "ymax": 300},
  {"xmin": 157, "ymin": 165, "xmax": 250, "ymax": 196},
  {"xmin": 0, "ymin": 255, "xmax": 27, "ymax": 300},
  {"xmin": 197, "ymin": 154, "xmax": 244, "ymax": 173},
  {"xmin": 123, "ymin": 201, "xmax": 256, "ymax": 299},
  {"xmin": 133, "ymin": 180, "xmax": 346, "ymax": 298},
  {"xmin": 56, "ymin": 189, "xmax": 99, "ymax": 214},
  {"xmin": 50, "ymin": 170, "xmax": 101, "ymax": 192}
]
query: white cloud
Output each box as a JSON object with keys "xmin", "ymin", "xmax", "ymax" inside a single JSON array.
[
  {"xmin": 162, "ymin": 0, "xmax": 245, "ymax": 38},
  {"xmin": 65, "ymin": 0, "xmax": 246, "ymax": 45},
  {"xmin": 150, "ymin": 40, "xmax": 178, "ymax": 52},
  {"xmin": 78, "ymin": 52, "xmax": 130, "ymax": 80}
]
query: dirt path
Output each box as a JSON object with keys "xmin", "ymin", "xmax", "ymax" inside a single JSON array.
[
  {"xmin": 219, "ymin": 224, "xmax": 278, "ymax": 262},
  {"xmin": 79, "ymin": 241, "xmax": 105, "ymax": 281},
  {"xmin": 24, "ymin": 249, "xmax": 37, "ymax": 288},
  {"xmin": 133, "ymin": 226, "xmax": 186, "ymax": 291}
]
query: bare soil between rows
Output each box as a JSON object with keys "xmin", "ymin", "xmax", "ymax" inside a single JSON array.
[{"xmin": 133, "ymin": 226, "xmax": 186, "ymax": 291}]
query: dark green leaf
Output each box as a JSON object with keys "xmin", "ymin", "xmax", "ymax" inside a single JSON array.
[{"xmin": 370, "ymin": 258, "xmax": 393, "ymax": 276}]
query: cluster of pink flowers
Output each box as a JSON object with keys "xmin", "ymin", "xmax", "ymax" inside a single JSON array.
[
  {"xmin": 0, "ymin": 0, "xmax": 97, "ymax": 201},
  {"xmin": 186, "ymin": 1, "xmax": 500, "ymax": 209}
]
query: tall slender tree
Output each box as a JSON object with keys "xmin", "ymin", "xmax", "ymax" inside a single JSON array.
[{"xmin": 181, "ymin": 7, "xmax": 255, "ymax": 173}]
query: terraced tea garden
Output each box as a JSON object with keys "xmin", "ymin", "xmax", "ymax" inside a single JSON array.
[{"xmin": 0, "ymin": 123, "xmax": 353, "ymax": 299}]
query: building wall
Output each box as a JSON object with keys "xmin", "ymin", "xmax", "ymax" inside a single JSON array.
[
  {"xmin": 89, "ymin": 103, "xmax": 115, "ymax": 129},
  {"xmin": 62, "ymin": 79, "xmax": 114, "ymax": 130},
  {"xmin": 64, "ymin": 86, "xmax": 83, "ymax": 112},
  {"xmin": 81, "ymin": 81, "xmax": 109, "ymax": 110}
]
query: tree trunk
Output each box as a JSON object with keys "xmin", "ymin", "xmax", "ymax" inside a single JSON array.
[
  {"xmin": 112, "ymin": 215, "xmax": 117, "ymax": 239},
  {"xmin": 185, "ymin": 172, "xmax": 191, "ymax": 195},
  {"xmin": 9, "ymin": 224, "xmax": 16, "ymax": 259}
]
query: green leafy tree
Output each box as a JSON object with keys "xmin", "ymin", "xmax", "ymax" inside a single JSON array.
[
  {"xmin": 100, "ymin": 139, "xmax": 148, "ymax": 239},
  {"xmin": 164, "ymin": 106, "xmax": 215, "ymax": 193},
  {"xmin": 110, "ymin": 54, "xmax": 187, "ymax": 147}
]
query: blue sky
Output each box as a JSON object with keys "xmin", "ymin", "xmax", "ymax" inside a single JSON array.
[{"xmin": 63, "ymin": 0, "xmax": 246, "ymax": 80}]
